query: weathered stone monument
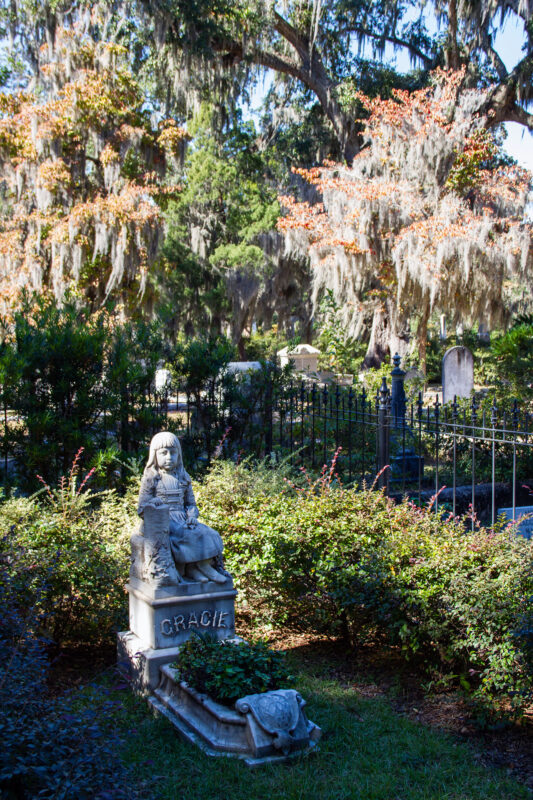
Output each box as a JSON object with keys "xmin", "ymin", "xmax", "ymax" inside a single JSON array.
[
  {"xmin": 477, "ymin": 322, "xmax": 490, "ymax": 343},
  {"xmin": 442, "ymin": 346, "xmax": 474, "ymax": 405},
  {"xmin": 118, "ymin": 431, "xmax": 236, "ymax": 692},
  {"xmin": 118, "ymin": 431, "xmax": 320, "ymax": 763},
  {"xmin": 277, "ymin": 344, "xmax": 320, "ymax": 374}
]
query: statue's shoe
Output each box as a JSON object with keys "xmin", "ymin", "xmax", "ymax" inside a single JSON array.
[
  {"xmin": 198, "ymin": 562, "xmax": 227, "ymax": 584},
  {"xmin": 186, "ymin": 565, "xmax": 209, "ymax": 582}
]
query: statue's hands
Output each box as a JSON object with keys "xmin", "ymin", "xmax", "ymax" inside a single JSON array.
[
  {"xmin": 147, "ymin": 497, "xmax": 165, "ymax": 508},
  {"xmin": 185, "ymin": 507, "xmax": 198, "ymax": 528}
]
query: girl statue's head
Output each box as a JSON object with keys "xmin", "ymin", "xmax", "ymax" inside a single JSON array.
[{"xmin": 146, "ymin": 431, "xmax": 184, "ymax": 473}]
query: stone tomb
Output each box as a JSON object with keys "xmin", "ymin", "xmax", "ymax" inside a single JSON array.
[
  {"xmin": 277, "ymin": 344, "xmax": 320, "ymax": 374},
  {"xmin": 442, "ymin": 345, "xmax": 474, "ymax": 405},
  {"xmin": 118, "ymin": 504, "xmax": 237, "ymax": 692},
  {"xmin": 151, "ymin": 667, "xmax": 321, "ymax": 766}
]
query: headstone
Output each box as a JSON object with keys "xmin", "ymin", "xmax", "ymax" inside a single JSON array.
[
  {"xmin": 477, "ymin": 322, "xmax": 490, "ymax": 344},
  {"xmin": 439, "ymin": 314, "xmax": 447, "ymax": 341},
  {"xmin": 497, "ymin": 506, "xmax": 533, "ymax": 539},
  {"xmin": 226, "ymin": 361, "xmax": 262, "ymax": 376},
  {"xmin": 155, "ymin": 367, "xmax": 172, "ymax": 394},
  {"xmin": 442, "ymin": 346, "xmax": 474, "ymax": 405},
  {"xmin": 404, "ymin": 368, "xmax": 424, "ymax": 402},
  {"xmin": 277, "ymin": 344, "xmax": 320, "ymax": 374},
  {"xmin": 405, "ymin": 368, "xmax": 424, "ymax": 386}
]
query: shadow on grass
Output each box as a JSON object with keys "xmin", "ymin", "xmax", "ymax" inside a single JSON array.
[{"xmin": 118, "ymin": 672, "xmax": 531, "ymax": 800}]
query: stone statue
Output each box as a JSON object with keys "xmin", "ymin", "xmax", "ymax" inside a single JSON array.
[{"xmin": 136, "ymin": 431, "xmax": 227, "ymax": 585}]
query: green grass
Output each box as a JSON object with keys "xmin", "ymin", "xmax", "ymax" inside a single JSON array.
[{"xmin": 114, "ymin": 668, "xmax": 531, "ymax": 800}]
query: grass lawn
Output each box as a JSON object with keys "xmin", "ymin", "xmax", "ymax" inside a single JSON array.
[{"xmin": 111, "ymin": 659, "xmax": 531, "ymax": 800}]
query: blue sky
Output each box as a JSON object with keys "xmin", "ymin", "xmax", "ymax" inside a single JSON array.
[{"xmin": 492, "ymin": 16, "xmax": 532, "ymax": 171}]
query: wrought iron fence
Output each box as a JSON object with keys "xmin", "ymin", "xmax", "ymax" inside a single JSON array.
[{"xmin": 162, "ymin": 356, "xmax": 533, "ymax": 527}]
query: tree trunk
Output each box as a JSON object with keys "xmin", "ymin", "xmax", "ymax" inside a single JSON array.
[
  {"xmin": 363, "ymin": 307, "xmax": 389, "ymax": 368},
  {"xmin": 364, "ymin": 300, "xmax": 411, "ymax": 368},
  {"xmin": 416, "ymin": 305, "xmax": 431, "ymax": 377},
  {"xmin": 446, "ymin": 0, "xmax": 461, "ymax": 70}
]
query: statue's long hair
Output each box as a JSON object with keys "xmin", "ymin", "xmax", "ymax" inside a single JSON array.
[{"xmin": 145, "ymin": 431, "xmax": 186, "ymax": 478}]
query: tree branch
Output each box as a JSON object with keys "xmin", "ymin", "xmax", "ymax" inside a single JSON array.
[
  {"xmin": 482, "ymin": 54, "xmax": 533, "ymax": 130},
  {"xmin": 272, "ymin": 10, "xmax": 311, "ymax": 64},
  {"xmin": 337, "ymin": 24, "xmax": 435, "ymax": 69},
  {"xmin": 212, "ymin": 13, "xmax": 360, "ymax": 161},
  {"xmin": 479, "ymin": 31, "xmax": 508, "ymax": 82}
]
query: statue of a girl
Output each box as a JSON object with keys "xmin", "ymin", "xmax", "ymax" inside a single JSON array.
[{"xmin": 138, "ymin": 431, "xmax": 227, "ymax": 584}]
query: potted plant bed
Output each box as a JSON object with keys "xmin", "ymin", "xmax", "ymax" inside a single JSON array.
[{"xmin": 149, "ymin": 636, "xmax": 321, "ymax": 765}]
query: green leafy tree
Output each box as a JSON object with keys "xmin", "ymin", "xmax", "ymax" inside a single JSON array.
[
  {"xmin": 8, "ymin": 295, "xmax": 107, "ymax": 486},
  {"xmin": 161, "ymin": 111, "xmax": 280, "ymax": 350},
  {"xmin": 316, "ymin": 289, "xmax": 360, "ymax": 375}
]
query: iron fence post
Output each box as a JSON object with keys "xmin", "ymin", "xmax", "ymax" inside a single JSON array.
[
  {"xmin": 471, "ymin": 396, "xmax": 478, "ymax": 530},
  {"xmin": 491, "ymin": 400, "xmax": 497, "ymax": 528},
  {"xmin": 434, "ymin": 395, "xmax": 441, "ymax": 512},
  {"xmin": 265, "ymin": 368, "xmax": 273, "ymax": 456},
  {"xmin": 390, "ymin": 353, "xmax": 406, "ymax": 428},
  {"xmin": 378, "ymin": 377, "xmax": 390, "ymax": 495},
  {"xmin": 452, "ymin": 396, "xmax": 458, "ymax": 517},
  {"xmin": 512, "ymin": 400, "xmax": 519, "ymax": 520}
]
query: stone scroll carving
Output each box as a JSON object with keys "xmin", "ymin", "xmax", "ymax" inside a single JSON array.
[
  {"xmin": 235, "ymin": 689, "xmax": 316, "ymax": 756},
  {"xmin": 130, "ymin": 504, "xmax": 181, "ymax": 587}
]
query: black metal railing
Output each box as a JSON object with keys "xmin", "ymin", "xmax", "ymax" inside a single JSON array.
[{"xmin": 159, "ymin": 356, "xmax": 532, "ymax": 527}]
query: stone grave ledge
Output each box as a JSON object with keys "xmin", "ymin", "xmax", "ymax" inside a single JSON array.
[{"xmin": 150, "ymin": 664, "xmax": 321, "ymax": 767}]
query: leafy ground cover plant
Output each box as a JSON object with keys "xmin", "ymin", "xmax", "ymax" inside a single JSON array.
[
  {"xmin": 0, "ymin": 535, "xmax": 139, "ymax": 799},
  {"xmin": 198, "ymin": 460, "xmax": 533, "ymax": 715},
  {"xmin": 172, "ymin": 633, "xmax": 293, "ymax": 705}
]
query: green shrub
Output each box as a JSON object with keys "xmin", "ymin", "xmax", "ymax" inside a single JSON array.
[
  {"xmin": 172, "ymin": 634, "xmax": 293, "ymax": 705},
  {"xmin": 1, "ymin": 294, "xmax": 169, "ymax": 491},
  {"xmin": 0, "ymin": 461, "xmax": 135, "ymax": 646},
  {"xmin": 199, "ymin": 460, "xmax": 533, "ymax": 713}
]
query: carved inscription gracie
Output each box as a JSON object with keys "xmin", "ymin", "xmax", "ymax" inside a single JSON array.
[{"xmin": 160, "ymin": 610, "xmax": 230, "ymax": 636}]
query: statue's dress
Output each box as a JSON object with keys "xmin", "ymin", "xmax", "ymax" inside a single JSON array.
[{"xmin": 138, "ymin": 467, "xmax": 223, "ymax": 566}]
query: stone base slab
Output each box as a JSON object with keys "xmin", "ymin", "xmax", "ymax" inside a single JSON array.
[
  {"xmin": 149, "ymin": 696, "xmax": 318, "ymax": 767},
  {"xmin": 117, "ymin": 630, "xmax": 183, "ymax": 693}
]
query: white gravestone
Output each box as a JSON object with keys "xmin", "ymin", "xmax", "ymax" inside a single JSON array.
[
  {"xmin": 226, "ymin": 361, "xmax": 262, "ymax": 376},
  {"xmin": 497, "ymin": 506, "xmax": 533, "ymax": 540},
  {"xmin": 155, "ymin": 367, "xmax": 172, "ymax": 394},
  {"xmin": 442, "ymin": 346, "xmax": 474, "ymax": 405}
]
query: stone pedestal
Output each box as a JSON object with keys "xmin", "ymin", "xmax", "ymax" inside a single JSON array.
[{"xmin": 118, "ymin": 577, "xmax": 237, "ymax": 692}]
